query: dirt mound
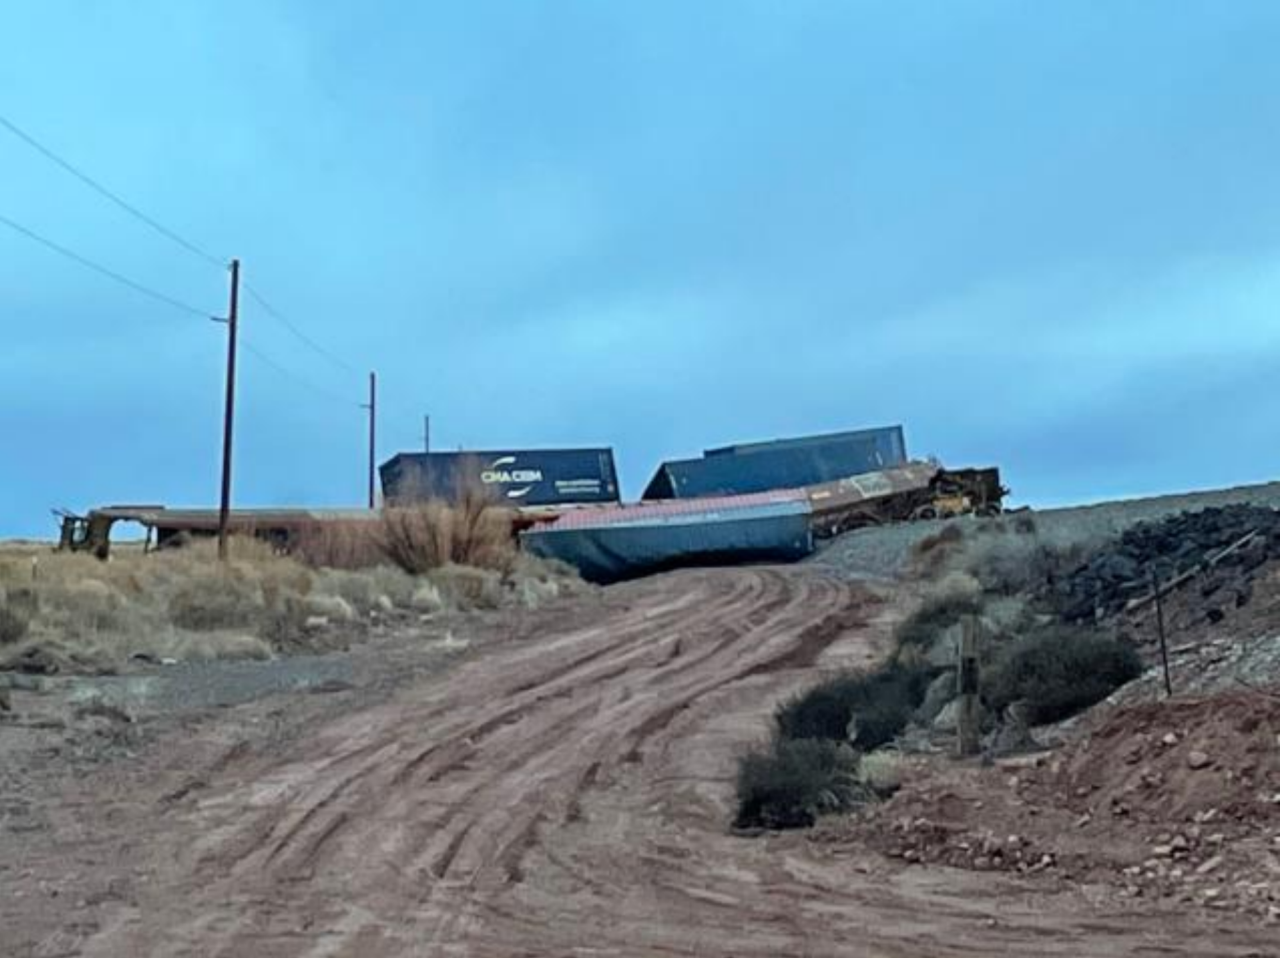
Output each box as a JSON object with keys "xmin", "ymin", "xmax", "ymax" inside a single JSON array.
[
  {"xmin": 1048, "ymin": 693, "xmax": 1280, "ymax": 824},
  {"xmin": 833, "ymin": 691, "xmax": 1280, "ymax": 921},
  {"xmin": 1053, "ymin": 505, "xmax": 1280, "ymax": 622}
]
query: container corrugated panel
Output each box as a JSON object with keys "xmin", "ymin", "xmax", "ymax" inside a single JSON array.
[
  {"xmin": 642, "ymin": 429, "xmax": 907, "ymax": 500},
  {"xmin": 542, "ymin": 489, "xmax": 808, "ymax": 531},
  {"xmin": 381, "ymin": 449, "xmax": 619, "ymax": 507},
  {"xmin": 704, "ymin": 425, "xmax": 906, "ymax": 462},
  {"xmin": 522, "ymin": 498, "xmax": 813, "ymax": 583}
]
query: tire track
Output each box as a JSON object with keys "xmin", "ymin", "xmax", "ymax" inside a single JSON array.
[{"xmin": 70, "ymin": 566, "xmax": 1280, "ymax": 958}]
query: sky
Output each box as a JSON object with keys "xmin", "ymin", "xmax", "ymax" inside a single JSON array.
[{"xmin": 2, "ymin": 1, "xmax": 1279, "ymax": 537}]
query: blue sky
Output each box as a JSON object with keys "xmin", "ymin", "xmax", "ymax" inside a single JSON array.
[{"xmin": 3, "ymin": 2, "xmax": 1279, "ymax": 537}]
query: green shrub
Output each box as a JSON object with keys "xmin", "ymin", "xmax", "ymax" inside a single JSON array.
[
  {"xmin": 735, "ymin": 738, "xmax": 865, "ymax": 830},
  {"xmin": 984, "ymin": 625, "xmax": 1143, "ymax": 724},
  {"xmin": 775, "ymin": 660, "xmax": 937, "ymax": 749},
  {"xmin": 894, "ymin": 589, "xmax": 982, "ymax": 656}
]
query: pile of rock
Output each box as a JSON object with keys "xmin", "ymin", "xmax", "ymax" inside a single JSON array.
[
  {"xmin": 1049, "ymin": 505, "xmax": 1280, "ymax": 623},
  {"xmin": 1110, "ymin": 811, "xmax": 1280, "ymax": 920},
  {"xmin": 880, "ymin": 815, "xmax": 1059, "ymax": 874}
]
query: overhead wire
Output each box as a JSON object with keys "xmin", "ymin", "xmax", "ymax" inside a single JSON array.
[
  {"xmin": 241, "ymin": 281, "xmax": 362, "ymax": 376},
  {"xmin": 0, "ymin": 210, "xmax": 215, "ymax": 319},
  {"xmin": 1, "ymin": 108, "xmax": 376, "ymax": 408},
  {"xmin": 240, "ymin": 339, "xmax": 363, "ymax": 409},
  {"xmin": 0, "ymin": 112, "xmax": 227, "ymax": 270}
]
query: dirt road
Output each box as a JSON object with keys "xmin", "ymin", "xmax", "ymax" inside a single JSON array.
[{"xmin": 5, "ymin": 567, "xmax": 1273, "ymax": 956}]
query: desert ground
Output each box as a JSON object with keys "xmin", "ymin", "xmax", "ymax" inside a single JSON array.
[{"xmin": 3, "ymin": 489, "xmax": 1279, "ymax": 956}]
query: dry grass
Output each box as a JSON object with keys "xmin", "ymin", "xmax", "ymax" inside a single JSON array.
[
  {"xmin": 378, "ymin": 497, "xmax": 515, "ymax": 575},
  {"xmin": 289, "ymin": 519, "xmax": 383, "ymax": 570},
  {"xmin": 0, "ymin": 529, "xmax": 579, "ymax": 674},
  {"xmin": 857, "ymin": 749, "xmax": 906, "ymax": 795}
]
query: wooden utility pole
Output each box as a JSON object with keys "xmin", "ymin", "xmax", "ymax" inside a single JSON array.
[
  {"xmin": 956, "ymin": 615, "xmax": 981, "ymax": 756},
  {"xmin": 216, "ymin": 258, "xmax": 240, "ymax": 561},
  {"xmin": 423, "ymin": 414, "xmax": 431, "ymax": 453},
  {"xmin": 365, "ymin": 371, "xmax": 377, "ymax": 509}
]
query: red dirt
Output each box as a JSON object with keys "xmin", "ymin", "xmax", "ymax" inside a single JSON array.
[
  {"xmin": 3, "ymin": 567, "xmax": 1277, "ymax": 956},
  {"xmin": 836, "ymin": 692, "xmax": 1280, "ymax": 922}
]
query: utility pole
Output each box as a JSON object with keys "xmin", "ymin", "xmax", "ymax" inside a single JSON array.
[
  {"xmin": 364, "ymin": 371, "xmax": 377, "ymax": 509},
  {"xmin": 423, "ymin": 414, "xmax": 431, "ymax": 453},
  {"xmin": 216, "ymin": 258, "xmax": 240, "ymax": 561}
]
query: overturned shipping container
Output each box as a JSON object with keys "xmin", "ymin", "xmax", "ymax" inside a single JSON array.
[
  {"xmin": 521, "ymin": 491, "xmax": 814, "ymax": 583},
  {"xmin": 643, "ymin": 425, "xmax": 907, "ymax": 500},
  {"xmin": 381, "ymin": 449, "xmax": 620, "ymax": 507}
]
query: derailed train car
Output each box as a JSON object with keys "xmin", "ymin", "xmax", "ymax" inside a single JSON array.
[
  {"xmin": 380, "ymin": 448, "xmax": 620, "ymax": 507},
  {"xmin": 521, "ymin": 491, "xmax": 814, "ymax": 584},
  {"xmin": 521, "ymin": 460, "xmax": 1004, "ymax": 582}
]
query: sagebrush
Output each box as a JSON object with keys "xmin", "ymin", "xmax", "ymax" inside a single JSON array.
[
  {"xmin": 984, "ymin": 624, "xmax": 1143, "ymax": 724},
  {"xmin": 735, "ymin": 738, "xmax": 865, "ymax": 830},
  {"xmin": 774, "ymin": 659, "xmax": 938, "ymax": 749}
]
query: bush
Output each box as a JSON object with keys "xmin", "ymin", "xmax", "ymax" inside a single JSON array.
[
  {"xmin": 289, "ymin": 519, "xmax": 383, "ymax": 570},
  {"xmin": 893, "ymin": 585, "xmax": 982, "ymax": 658},
  {"xmin": 0, "ymin": 606, "xmax": 29, "ymax": 645},
  {"xmin": 735, "ymin": 738, "xmax": 865, "ymax": 830},
  {"xmin": 167, "ymin": 572, "xmax": 263, "ymax": 632},
  {"xmin": 984, "ymin": 625, "xmax": 1143, "ymax": 724},
  {"xmin": 857, "ymin": 749, "xmax": 906, "ymax": 796},
  {"xmin": 378, "ymin": 497, "xmax": 515, "ymax": 576},
  {"xmin": 775, "ymin": 659, "xmax": 937, "ymax": 749}
]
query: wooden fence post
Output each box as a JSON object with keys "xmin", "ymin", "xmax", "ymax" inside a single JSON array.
[{"xmin": 956, "ymin": 615, "xmax": 981, "ymax": 757}]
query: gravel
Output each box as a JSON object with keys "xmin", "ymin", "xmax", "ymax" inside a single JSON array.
[{"xmin": 812, "ymin": 480, "xmax": 1280, "ymax": 580}]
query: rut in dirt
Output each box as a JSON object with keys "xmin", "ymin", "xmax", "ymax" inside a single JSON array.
[{"xmin": 46, "ymin": 567, "xmax": 1279, "ymax": 958}]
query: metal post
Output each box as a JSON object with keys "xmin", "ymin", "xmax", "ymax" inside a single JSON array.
[
  {"xmin": 366, "ymin": 371, "xmax": 377, "ymax": 509},
  {"xmin": 956, "ymin": 615, "xmax": 981, "ymax": 757},
  {"xmin": 423, "ymin": 414, "xmax": 431, "ymax": 453},
  {"xmin": 1151, "ymin": 568, "xmax": 1173, "ymax": 697},
  {"xmin": 217, "ymin": 258, "xmax": 240, "ymax": 561}
]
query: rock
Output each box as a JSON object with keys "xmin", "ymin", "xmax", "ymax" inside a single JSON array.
[
  {"xmin": 1162, "ymin": 732, "xmax": 1179, "ymax": 746},
  {"xmin": 1195, "ymin": 855, "xmax": 1223, "ymax": 875},
  {"xmin": 1187, "ymin": 750, "xmax": 1211, "ymax": 770},
  {"xmin": 932, "ymin": 699, "xmax": 960, "ymax": 733},
  {"xmin": 303, "ymin": 615, "xmax": 330, "ymax": 632},
  {"xmin": 1152, "ymin": 845, "xmax": 1174, "ymax": 858},
  {"xmin": 990, "ymin": 702, "xmax": 1038, "ymax": 755},
  {"xmin": 375, "ymin": 594, "xmax": 394, "ymax": 613},
  {"xmin": 915, "ymin": 670, "xmax": 956, "ymax": 725}
]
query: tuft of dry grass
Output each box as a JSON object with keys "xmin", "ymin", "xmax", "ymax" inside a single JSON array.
[
  {"xmin": 857, "ymin": 749, "xmax": 906, "ymax": 795},
  {"xmin": 0, "ymin": 525, "xmax": 579, "ymax": 674},
  {"xmin": 378, "ymin": 497, "xmax": 515, "ymax": 575},
  {"xmin": 289, "ymin": 519, "xmax": 383, "ymax": 570}
]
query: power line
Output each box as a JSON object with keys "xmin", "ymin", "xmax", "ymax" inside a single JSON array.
[
  {"xmin": 241, "ymin": 281, "xmax": 361, "ymax": 376},
  {"xmin": 0, "ymin": 112, "xmax": 226, "ymax": 270},
  {"xmin": 0, "ymin": 210, "xmax": 215, "ymax": 319},
  {"xmin": 1, "ymin": 110, "xmax": 379, "ymax": 400},
  {"xmin": 241, "ymin": 338, "xmax": 361, "ymax": 409}
]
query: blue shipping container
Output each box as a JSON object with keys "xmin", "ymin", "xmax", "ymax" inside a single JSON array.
[
  {"xmin": 381, "ymin": 449, "xmax": 620, "ymax": 507},
  {"xmin": 643, "ymin": 426, "xmax": 907, "ymax": 500}
]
